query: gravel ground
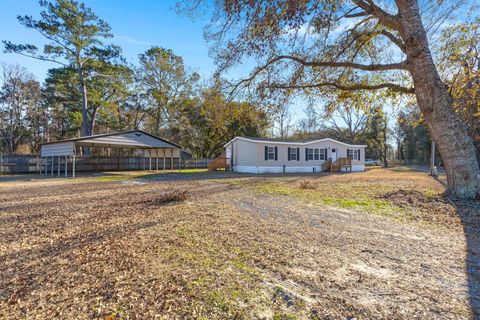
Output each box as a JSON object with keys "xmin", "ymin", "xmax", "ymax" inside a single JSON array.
[{"xmin": 0, "ymin": 169, "xmax": 478, "ymax": 319}]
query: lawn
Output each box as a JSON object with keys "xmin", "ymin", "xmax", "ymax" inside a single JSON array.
[{"xmin": 0, "ymin": 168, "xmax": 478, "ymax": 319}]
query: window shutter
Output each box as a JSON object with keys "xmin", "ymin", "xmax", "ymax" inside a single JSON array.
[
  {"xmin": 358, "ymin": 149, "xmax": 361, "ymax": 161},
  {"xmin": 288, "ymin": 147, "xmax": 291, "ymax": 161},
  {"xmin": 274, "ymin": 146, "xmax": 278, "ymax": 160},
  {"xmin": 325, "ymin": 148, "xmax": 328, "ymax": 160},
  {"xmin": 297, "ymin": 147, "xmax": 300, "ymax": 161},
  {"xmin": 264, "ymin": 146, "xmax": 268, "ymax": 161},
  {"xmin": 305, "ymin": 148, "xmax": 309, "ymax": 161}
]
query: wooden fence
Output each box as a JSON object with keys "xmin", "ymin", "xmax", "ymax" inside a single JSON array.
[{"xmin": 0, "ymin": 154, "xmax": 211, "ymax": 174}]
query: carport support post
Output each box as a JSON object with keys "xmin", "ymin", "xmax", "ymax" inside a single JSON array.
[
  {"xmin": 57, "ymin": 156, "xmax": 61, "ymax": 176},
  {"xmin": 72, "ymin": 155, "xmax": 76, "ymax": 178},
  {"xmin": 171, "ymin": 151, "xmax": 173, "ymax": 171},
  {"xmin": 65, "ymin": 156, "xmax": 68, "ymax": 177},
  {"xmin": 51, "ymin": 157, "xmax": 54, "ymax": 176},
  {"xmin": 163, "ymin": 149, "xmax": 166, "ymax": 170},
  {"xmin": 156, "ymin": 149, "xmax": 159, "ymax": 170},
  {"xmin": 149, "ymin": 150, "xmax": 152, "ymax": 170},
  {"xmin": 143, "ymin": 149, "xmax": 146, "ymax": 170}
]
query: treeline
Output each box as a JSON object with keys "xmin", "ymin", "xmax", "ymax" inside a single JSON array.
[
  {"xmin": 0, "ymin": 1, "xmax": 268, "ymax": 157},
  {"xmin": 0, "ymin": 61, "xmax": 268, "ymax": 157}
]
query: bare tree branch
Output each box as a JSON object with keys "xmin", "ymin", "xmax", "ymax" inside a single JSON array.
[
  {"xmin": 379, "ymin": 30, "xmax": 406, "ymax": 52},
  {"xmin": 6, "ymin": 51, "xmax": 68, "ymax": 67},
  {"xmin": 229, "ymin": 54, "xmax": 409, "ymax": 94},
  {"xmin": 269, "ymin": 55, "xmax": 408, "ymax": 71},
  {"xmin": 352, "ymin": 0, "xmax": 402, "ymax": 31},
  {"xmin": 345, "ymin": 11, "xmax": 369, "ymax": 18},
  {"xmin": 268, "ymin": 81, "xmax": 415, "ymax": 94}
]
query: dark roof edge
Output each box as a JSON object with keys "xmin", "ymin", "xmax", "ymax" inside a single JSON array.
[{"xmin": 40, "ymin": 130, "xmax": 182, "ymax": 148}]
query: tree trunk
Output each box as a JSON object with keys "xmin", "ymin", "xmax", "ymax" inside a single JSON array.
[
  {"xmin": 397, "ymin": 0, "xmax": 480, "ymax": 199},
  {"xmin": 89, "ymin": 106, "xmax": 100, "ymax": 136},
  {"xmin": 79, "ymin": 74, "xmax": 90, "ymax": 155},
  {"xmin": 80, "ymin": 78, "xmax": 89, "ymax": 136}
]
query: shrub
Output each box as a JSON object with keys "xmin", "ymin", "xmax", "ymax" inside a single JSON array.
[
  {"xmin": 144, "ymin": 189, "xmax": 189, "ymax": 205},
  {"xmin": 299, "ymin": 180, "xmax": 317, "ymax": 190}
]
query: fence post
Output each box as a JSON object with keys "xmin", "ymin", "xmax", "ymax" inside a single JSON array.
[{"xmin": 0, "ymin": 153, "xmax": 2, "ymax": 176}]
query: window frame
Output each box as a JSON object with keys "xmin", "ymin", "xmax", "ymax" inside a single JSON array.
[
  {"xmin": 307, "ymin": 148, "xmax": 313, "ymax": 160},
  {"xmin": 289, "ymin": 147, "xmax": 298, "ymax": 161},
  {"xmin": 348, "ymin": 149, "xmax": 359, "ymax": 160},
  {"xmin": 307, "ymin": 148, "xmax": 321, "ymax": 161},
  {"xmin": 319, "ymin": 149, "xmax": 326, "ymax": 160},
  {"xmin": 267, "ymin": 146, "xmax": 276, "ymax": 160}
]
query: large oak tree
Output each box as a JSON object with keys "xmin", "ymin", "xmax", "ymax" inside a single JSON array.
[{"xmin": 190, "ymin": 0, "xmax": 480, "ymax": 199}]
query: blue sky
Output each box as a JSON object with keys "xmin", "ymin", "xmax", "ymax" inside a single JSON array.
[{"xmin": 0, "ymin": 0, "xmax": 216, "ymax": 81}]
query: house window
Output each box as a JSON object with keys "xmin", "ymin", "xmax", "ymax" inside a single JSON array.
[
  {"xmin": 347, "ymin": 149, "xmax": 360, "ymax": 160},
  {"xmin": 319, "ymin": 149, "xmax": 326, "ymax": 160},
  {"xmin": 268, "ymin": 146, "xmax": 276, "ymax": 160},
  {"xmin": 307, "ymin": 148, "xmax": 313, "ymax": 160},
  {"xmin": 289, "ymin": 147, "xmax": 298, "ymax": 161},
  {"xmin": 307, "ymin": 148, "xmax": 321, "ymax": 160}
]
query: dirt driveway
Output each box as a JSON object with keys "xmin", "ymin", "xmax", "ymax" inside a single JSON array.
[{"xmin": 0, "ymin": 168, "xmax": 478, "ymax": 319}]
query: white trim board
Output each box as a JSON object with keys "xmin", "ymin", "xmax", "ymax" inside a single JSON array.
[
  {"xmin": 233, "ymin": 165, "xmax": 365, "ymax": 174},
  {"xmin": 224, "ymin": 136, "xmax": 367, "ymax": 148}
]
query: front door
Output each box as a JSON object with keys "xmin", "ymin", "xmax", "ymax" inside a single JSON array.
[{"xmin": 331, "ymin": 148, "xmax": 337, "ymax": 162}]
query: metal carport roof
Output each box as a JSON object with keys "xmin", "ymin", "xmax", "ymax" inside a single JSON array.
[{"xmin": 40, "ymin": 130, "xmax": 182, "ymax": 178}]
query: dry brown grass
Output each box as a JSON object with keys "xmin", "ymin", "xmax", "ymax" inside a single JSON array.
[
  {"xmin": 141, "ymin": 189, "xmax": 189, "ymax": 205},
  {"xmin": 298, "ymin": 180, "xmax": 317, "ymax": 190},
  {"xmin": 0, "ymin": 168, "xmax": 477, "ymax": 319}
]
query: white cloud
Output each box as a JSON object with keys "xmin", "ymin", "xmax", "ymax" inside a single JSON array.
[{"xmin": 114, "ymin": 35, "xmax": 150, "ymax": 46}]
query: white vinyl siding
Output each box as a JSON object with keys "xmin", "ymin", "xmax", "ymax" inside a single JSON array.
[{"xmin": 41, "ymin": 142, "xmax": 75, "ymax": 157}]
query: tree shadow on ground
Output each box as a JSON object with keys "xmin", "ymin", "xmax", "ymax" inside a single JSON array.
[{"xmin": 456, "ymin": 201, "xmax": 480, "ymax": 318}]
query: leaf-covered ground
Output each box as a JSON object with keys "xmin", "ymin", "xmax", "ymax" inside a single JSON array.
[{"xmin": 0, "ymin": 168, "xmax": 478, "ymax": 319}]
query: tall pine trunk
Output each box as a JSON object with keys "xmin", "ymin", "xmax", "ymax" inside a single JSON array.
[
  {"xmin": 79, "ymin": 73, "xmax": 90, "ymax": 155},
  {"xmin": 397, "ymin": 0, "xmax": 480, "ymax": 199},
  {"xmin": 80, "ymin": 78, "xmax": 89, "ymax": 136}
]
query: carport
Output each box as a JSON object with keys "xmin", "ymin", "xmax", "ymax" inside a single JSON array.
[{"xmin": 40, "ymin": 130, "xmax": 181, "ymax": 178}]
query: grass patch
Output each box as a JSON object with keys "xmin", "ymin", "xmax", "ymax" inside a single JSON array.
[
  {"xmin": 234, "ymin": 173, "xmax": 459, "ymax": 228},
  {"xmin": 321, "ymin": 196, "xmax": 389, "ymax": 209},
  {"xmin": 88, "ymin": 175, "xmax": 135, "ymax": 182},
  {"xmin": 255, "ymin": 181, "xmax": 391, "ymax": 213}
]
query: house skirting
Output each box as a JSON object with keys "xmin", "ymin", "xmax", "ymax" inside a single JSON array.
[{"xmin": 233, "ymin": 165, "xmax": 364, "ymax": 174}]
